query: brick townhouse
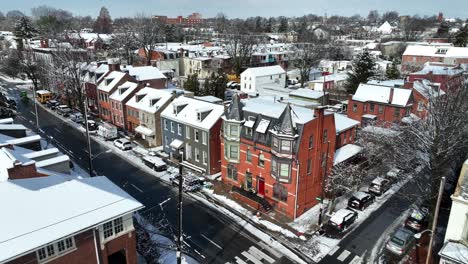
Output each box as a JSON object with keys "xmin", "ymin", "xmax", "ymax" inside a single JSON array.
[
  {"xmin": 0, "ymin": 175, "xmax": 143, "ymax": 264},
  {"xmin": 121, "ymin": 65, "xmax": 167, "ymax": 89},
  {"xmin": 221, "ymin": 94, "xmax": 347, "ymax": 219},
  {"xmin": 401, "ymin": 45, "xmax": 468, "ymax": 72},
  {"xmin": 347, "ymin": 83, "xmax": 413, "ymax": 127},
  {"xmin": 109, "ymin": 81, "xmax": 142, "ymax": 129},
  {"xmin": 407, "ymin": 62, "xmax": 465, "ymax": 92},
  {"xmin": 83, "ymin": 62, "xmax": 109, "ymax": 112},
  {"xmin": 407, "ymin": 79, "xmax": 446, "ymax": 119},
  {"xmin": 97, "ymin": 71, "xmax": 135, "ymax": 122}
]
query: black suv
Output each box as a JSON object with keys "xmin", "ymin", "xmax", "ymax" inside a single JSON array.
[{"xmin": 348, "ymin": 191, "xmax": 375, "ymax": 210}]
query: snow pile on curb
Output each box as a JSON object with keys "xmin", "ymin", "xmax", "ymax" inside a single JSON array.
[{"xmin": 0, "ymin": 74, "xmax": 33, "ymax": 84}]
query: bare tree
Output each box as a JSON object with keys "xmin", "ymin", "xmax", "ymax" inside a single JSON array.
[
  {"xmin": 110, "ymin": 29, "xmax": 139, "ymax": 65},
  {"xmin": 134, "ymin": 15, "xmax": 163, "ymax": 66},
  {"xmin": 225, "ymin": 34, "xmax": 256, "ymax": 76},
  {"xmin": 292, "ymin": 43, "xmax": 325, "ymax": 87}
]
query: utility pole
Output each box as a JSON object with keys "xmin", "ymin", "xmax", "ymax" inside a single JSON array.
[
  {"xmin": 82, "ymin": 97, "xmax": 94, "ymax": 177},
  {"xmin": 177, "ymin": 151, "xmax": 184, "ymax": 264},
  {"xmin": 426, "ymin": 176, "xmax": 445, "ymax": 264}
]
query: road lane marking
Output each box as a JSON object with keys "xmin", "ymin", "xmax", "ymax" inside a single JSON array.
[
  {"xmin": 234, "ymin": 257, "xmax": 247, "ymax": 264},
  {"xmin": 130, "ymin": 183, "xmax": 144, "ymax": 193},
  {"xmin": 54, "ymin": 128, "xmax": 61, "ymax": 133},
  {"xmin": 249, "ymin": 246, "xmax": 275, "ymax": 263},
  {"xmin": 337, "ymin": 249, "xmax": 351, "ymax": 261},
  {"xmin": 200, "ymin": 233, "xmax": 223, "ymax": 250},
  {"xmin": 241, "ymin": 251, "xmax": 262, "ymax": 264},
  {"xmin": 329, "ymin": 246, "xmax": 340, "ymax": 255},
  {"xmin": 350, "ymin": 255, "xmax": 361, "ymax": 264},
  {"xmin": 193, "ymin": 249, "xmax": 206, "ymax": 259}
]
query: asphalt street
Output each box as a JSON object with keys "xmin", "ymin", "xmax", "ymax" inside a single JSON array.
[{"xmin": 1, "ymin": 81, "xmax": 295, "ymax": 264}]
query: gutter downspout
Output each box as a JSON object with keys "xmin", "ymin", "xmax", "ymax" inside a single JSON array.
[
  {"xmin": 294, "ymin": 159, "xmax": 300, "ymax": 219},
  {"xmin": 93, "ymin": 229, "xmax": 101, "ymax": 264}
]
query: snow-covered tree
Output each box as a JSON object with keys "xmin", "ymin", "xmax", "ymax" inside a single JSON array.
[
  {"xmin": 345, "ymin": 49, "xmax": 377, "ymax": 94},
  {"xmin": 225, "ymin": 34, "xmax": 256, "ymax": 76},
  {"xmin": 14, "ymin": 16, "xmax": 37, "ymax": 50},
  {"xmin": 134, "ymin": 15, "xmax": 163, "ymax": 66},
  {"xmin": 292, "ymin": 43, "xmax": 325, "ymax": 88},
  {"xmin": 363, "ymin": 80, "xmax": 468, "ymax": 205},
  {"xmin": 385, "ymin": 60, "xmax": 400, "ymax": 80}
]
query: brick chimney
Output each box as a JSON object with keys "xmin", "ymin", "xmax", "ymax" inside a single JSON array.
[
  {"xmin": 40, "ymin": 39, "xmax": 49, "ymax": 48},
  {"xmin": 389, "ymin": 87, "xmax": 394, "ymax": 103},
  {"xmin": 108, "ymin": 58, "xmax": 121, "ymax": 72}
]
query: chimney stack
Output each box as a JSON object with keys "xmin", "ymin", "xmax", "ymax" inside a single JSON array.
[
  {"xmin": 389, "ymin": 87, "xmax": 394, "ymax": 103},
  {"xmin": 107, "ymin": 58, "xmax": 121, "ymax": 72}
]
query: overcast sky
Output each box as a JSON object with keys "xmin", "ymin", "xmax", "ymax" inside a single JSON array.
[{"xmin": 2, "ymin": 0, "xmax": 467, "ymax": 19}]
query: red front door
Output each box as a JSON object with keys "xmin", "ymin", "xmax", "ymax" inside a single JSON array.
[{"xmin": 257, "ymin": 177, "xmax": 265, "ymax": 196}]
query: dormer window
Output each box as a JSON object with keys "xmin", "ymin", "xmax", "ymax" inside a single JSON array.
[
  {"xmin": 173, "ymin": 101, "xmax": 188, "ymax": 115},
  {"xmin": 150, "ymin": 98, "xmax": 160, "ymax": 107},
  {"xmin": 136, "ymin": 94, "xmax": 147, "ymax": 102},
  {"xmin": 119, "ymin": 87, "xmax": 129, "ymax": 95},
  {"xmin": 196, "ymin": 107, "xmax": 212, "ymax": 122},
  {"xmin": 106, "ymin": 78, "xmax": 114, "ymax": 85}
]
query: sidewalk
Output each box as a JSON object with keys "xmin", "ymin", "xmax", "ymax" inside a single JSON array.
[{"xmin": 404, "ymin": 233, "xmax": 435, "ymax": 264}]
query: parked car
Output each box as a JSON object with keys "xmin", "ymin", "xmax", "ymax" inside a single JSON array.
[
  {"xmin": 326, "ymin": 208, "xmax": 358, "ymax": 237},
  {"xmin": 46, "ymin": 100, "xmax": 60, "ymax": 109},
  {"xmin": 385, "ymin": 227, "xmax": 415, "ymax": 256},
  {"xmin": 405, "ymin": 207, "xmax": 429, "ymax": 232},
  {"xmin": 169, "ymin": 175, "xmax": 203, "ymax": 192},
  {"xmin": 226, "ymin": 81, "xmax": 238, "ymax": 88},
  {"xmin": 142, "ymin": 156, "xmax": 167, "ymax": 172},
  {"xmin": 82, "ymin": 120, "xmax": 98, "ymax": 134},
  {"xmin": 97, "ymin": 122, "xmax": 118, "ymax": 140},
  {"xmin": 113, "ymin": 138, "xmax": 132, "ymax": 151},
  {"xmin": 56, "ymin": 105, "xmax": 72, "ymax": 117},
  {"xmin": 386, "ymin": 168, "xmax": 403, "ymax": 184},
  {"xmin": 368, "ymin": 177, "xmax": 391, "ymax": 196},
  {"xmin": 70, "ymin": 112, "xmax": 84, "ymax": 123},
  {"xmin": 348, "ymin": 191, "xmax": 375, "ymax": 210}
]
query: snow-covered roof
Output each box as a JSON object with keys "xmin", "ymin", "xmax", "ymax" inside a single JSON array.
[
  {"xmin": 410, "ymin": 62, "xmax": 464, "ymax": 76},
  {"xmin": 241, "ymin": 65, "xmax": 285, "ymax": 78},
  {"xmin": 403, "ymin": 45, "xmax": 468, "ymax": 58},
  {"xmin": 0, "ymin": 175, "xmax": 143, "ymax": 263},
  {"xmin": 124, "ymin": 66, "xmax": 166, "ymax": 81},
  {"xmin": 126, "ymin": 87, "xmax": 173, "ymax": 114},
  {"xmin": 97, "ymin": 71, "xmax": 127, "ymax": 93},
  {"xmin": 0, "ymin": 148, "xmax": 15, "ymax": 181},
  {"xmin": 109, "ymin": 81, "xmax": 139, "ymax": 102},
  {"xmin": 352, "ymin": 83, "xmax": 412, "ymax": 107},
  {"xmin": 0, "ymin": 135, "xmax": 41, "ymax": 147},
  {"xmin": 242, "ymin": 97, "xmax": 315, "ymax": 124},
  {"xmin": 194, "ymin": 95, "xmax": 223, "ymax": 104},
  {"xmin": 23, "ymin": 148, "xmax": 59, "ymax": 160},
  {"xmin": 368, "ymin": 79, "xmax": 405, "ymax": 87},
  {"xmin": 35, "ymin": 155, "xmax": 70, "ymax": 168},
  {"xmin": 0, "ymin": 118, "xmax": 14, "ymax": 124},
  {"xmin": 334, "ymin": 114, "xmax": 360, "ymax": 133},
  {"xmin": 161, "ymin": 96, "xmax": 224, "ymax": 130},
  {"xmin": 95, "ymin": 64, "xmax": 109, "ymax": 74},
  {"xmin": 135, "ymin": 125, "xmax": 154, "ymax": 136},
  {"xmin": 309, "ymin": 73, "xmax": 348, "ymax": 83},
  {"xmin": 0, "ymin": 124, "xmax": 27, "ymax": 130},
  {"xmin": 439, "ymin": 241, "xmax": 468, "ymax": 263},
  {"xmin": 412, "ymin": 80, "xmax": 445, "ymax": 99},
  {"xmin": 377, "ymin": 21, "xmax": 393, "ymax": 34},
  {"xmin": 289, "ymin": 88, "xmax": 326, "ymax": 100},
  {"xmin": 334, "ymin": 144, "xmax": 363, "ymax": 165}
]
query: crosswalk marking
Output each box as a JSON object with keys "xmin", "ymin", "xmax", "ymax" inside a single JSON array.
[
  {"xmin": 258, "ymin": 241, "xmax": 282, "ymax": 258},
  {"xmin": 249, "ymin": 246, "xmax": 275, "ymax": 263},
  {"xmin": 328, "ymin": 246, "xmax": 340, "ymax": 255},
  {"xmin": 350, "ymin": 255, "xmax": 361, "ymax": 264},
  {"xmin": 337, "ymin": 250, "xmax": 351, "ymax": 261},
  {"xmin": 235, "ymin": 256, "xmax": 247, "ymax": 264},
  {"xmin": 241, "ymin": 251, "xmax": 263, "ymax": 264}
]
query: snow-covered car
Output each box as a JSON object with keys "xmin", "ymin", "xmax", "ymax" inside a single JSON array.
[
  {"xmin": 368, "ymin": 177, "xmax": 391, "ymax": 196},
  {"xmin": 226, "ymin": 81, "xmax": 238, "ymax": 88},
  {"xmin": 56, "ymin": 105, "xmax": 72, "ymax": 117},
  {"xmin": 70, "ymin": 112, "xmax": 84, "ymax": 123},
  {"xmin": 385, "ymin": 227, "xmax": 415, "ymax": 256},
  {"xmin": 113, "ymin": 138, "xmax": 132, "ymax": 151},
  {"xmin": 82, "ymin": 120, "xmax": 98, "ymax": 134},
  {"xmin": 142, "ymin": 155, "xmax": 167, "ymax": 172},
  {"xmin": 169, "ymin": 175, "xmax": 203, "ymax": 192},
  {"xmin": 386, "ymin": 168, "xmax": 403, "ymax": 184},
  {"xmin": 325, "ymin": 208, "xmax": 358, "ymax": 237},
  {"xmin": 46, "ymin": 100, "xmax": 60, "ymax": 109},
  {"xmin": 347, "ymin": 191, "xmax": 375, "ymax": 210},
  {"xmin": 405, "ymin": 207, "xmax": 429, "ymax": 232}
]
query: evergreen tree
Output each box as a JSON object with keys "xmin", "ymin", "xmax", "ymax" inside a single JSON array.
[
  {"xmin": 345, "ymin": 50, "xmax": 377, "ymax": 94},
  {"xmin": 278, "ymin": 17, "xmax": 288, "ymax": 32},
  {"xmin": 454, "ymin": 25, "xmax": 468, "ymax": 47},
  {"xmin": 385, "ymin": 60, "xmax": 400, "ymax": 80},
  {"xmin": 94, "ymin": 7, "xmax": 112, "ymax": 34},
  {"xmin": 14, "ymin": 17, "xmax": 37, "ymax": 50},
  {"xmin": 184, "ymin": 74, "xmax": 200, "ymax": 95}
]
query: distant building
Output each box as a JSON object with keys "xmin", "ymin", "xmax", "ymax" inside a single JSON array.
[
  {"xmin": 401, "ymin": 45, "xmax": 468, "ymax": 72},
  {"xmin": 153, "ymin": 13, "xmax": 204, "ymax": 26},
  {"xmin": 240, "ymin": 65, "xmax": 286, "ymax": 94},
  {"xmin": 347, "ymin": 83, "xmax": 413, "ymax": 127},
  {"xmin": 407, "ymin": 62, "xmax": 465, "ymax": 92}
]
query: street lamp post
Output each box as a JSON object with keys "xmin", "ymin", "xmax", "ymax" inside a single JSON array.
[
  {"xmin": 31, "ymin": 85, "xmax": 40, "ymax": 130},
  {"xmin": 82, "ymin": 98, "xmax": 94, "ymax": 176}
]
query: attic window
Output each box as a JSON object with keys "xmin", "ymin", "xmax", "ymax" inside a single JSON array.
[
  {"xmin": 119, "ymin": 87, "xmax": 129, "ymax": 95},
  {"xmin": 150, "ymin": 98, "xmax": 160, "ymax": 107},
  {"xmin": 131, "ymin": 75, "xmax": 137, "ymax": 79},
  {"xmin": 196, "ymin": 107, "xmax": 212, "ymax": 122},
  {"xmin": 136, "ymin": 94, "xmax": 147, "ymax": 102},
  {"xmin": 106, "ymin": 78, "xmax": 114, "ymax": 85},
  {"xmin": 173, "ymin": 102, "xmax": 188, "ymax": 115},
  {"xmin": 436, "ymin": 48, "xmax": 448, "ymax": 55}
]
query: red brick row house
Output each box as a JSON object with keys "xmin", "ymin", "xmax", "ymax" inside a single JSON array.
[
  {"xmin": 97, "ymin": 71, "xmax": 135, "ymax": 122},
  {"xmin": 407, "ymin": 62, "xmax": 465, "ymax": 92},
  {"xmin": 347, "ymin": 83, "xmax": 413, "ymax": 127},
  {"xmin": 109, "ymin": 81, "xmax": 142, "ymax": 129},
  {"xmin": 220, "ymin": 94, "xmax": 359, "ymax": 219},
  {"xmin": 401, "ymin": 45, "xmax": 468, "ymax": 72},
  {"xmin": 407, "ymin": 79, "xmax": 446, "ymax": 119}
]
